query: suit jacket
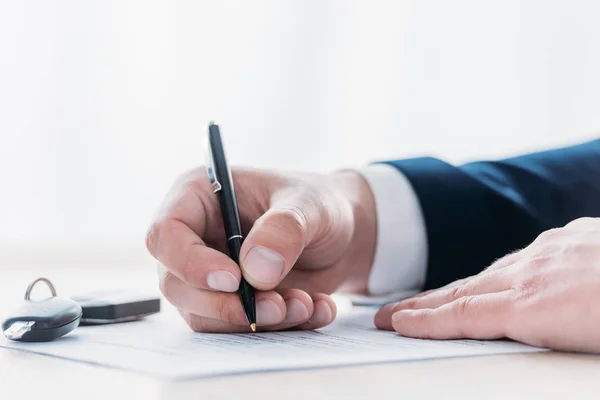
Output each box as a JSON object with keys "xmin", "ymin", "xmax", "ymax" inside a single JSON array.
[{"xmin": 383, "ymin": 139, "xmax": 600, "ymax": 290}]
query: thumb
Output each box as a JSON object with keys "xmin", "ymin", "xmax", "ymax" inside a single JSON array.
[{"xmin": 239, "ymin": 194, "xmax": 318, "ymax": 290}]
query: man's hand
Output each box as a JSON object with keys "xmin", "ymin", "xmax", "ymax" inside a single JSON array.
[
  {"xmin": 146, "ymin": 167, "xmax": 377, "ymax": 333},
  {"xmin": 375, "ymin": 217, "xmax": 600, "ymax": 353}
]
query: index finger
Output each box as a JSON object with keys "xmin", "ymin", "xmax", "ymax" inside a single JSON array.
[
  {"xmin": 391, "ymin": 291, "xmax": 515, "ymax": 340},
  {"xmin": 146, "ymin": 172, "xmax": 242, "ymax": 292}
]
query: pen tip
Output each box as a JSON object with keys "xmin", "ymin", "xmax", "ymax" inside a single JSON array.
[{"xmin": 250, "ymin": 323, "xmax": 256, "ymax": 332}]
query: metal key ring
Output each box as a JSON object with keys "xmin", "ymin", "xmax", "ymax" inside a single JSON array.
[{"xmin": 24, "ymin": 277, "xmax": 57, "ymax": 300}]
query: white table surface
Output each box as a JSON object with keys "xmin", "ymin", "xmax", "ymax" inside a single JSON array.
[{"xmin": 1, "ymin": 265, "xmax": 599, "ymax": 400}]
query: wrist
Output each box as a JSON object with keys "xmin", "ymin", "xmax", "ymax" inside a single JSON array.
[{"xmin": 329, "ymin": 170, "xmax": 377, "ymax": 294}]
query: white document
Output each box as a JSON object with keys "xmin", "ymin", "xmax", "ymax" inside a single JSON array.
[{"xmin": 0, "ymin": 306, "xmax": 546, "ymax": 380}]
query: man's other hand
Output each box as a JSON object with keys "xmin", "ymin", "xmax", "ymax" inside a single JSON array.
[{"xmin": 375, "ymin": 217, "xmax": 600, "ymax": 353}]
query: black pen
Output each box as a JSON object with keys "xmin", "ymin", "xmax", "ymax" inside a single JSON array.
[{"xmin": 204, "ymin": 121, "xmax": 257, "ymax": 332}]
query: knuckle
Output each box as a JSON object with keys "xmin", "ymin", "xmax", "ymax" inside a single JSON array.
[
  {"xmin": 455, "ymin": 295, "xmax": 476, "ymax": 318},
  {"xmin": 566, "ymin": 217, "xmax": 594, "ymax": 228},
  {"xmin": 530, "ymin": 243, "xmax": 560, "ymax": 259},
  {"xmin": 216, "ymin": 298, "xmax": 238, "ymax": 323},
  {"xmin": 570, "ymin": 240, "xmax": 597, "ymax": 255},
  {"xmin": 450, "ymin": 285, "xmax": 468, "ymax": 301},
  {"xmin": 172, "ymin": 169, "xmax": 215, "ymax": 209},
  {"xmin": 525, "ymin": 256, "xmax": 550, "ymax": 271},
  {"xmin": 536, "ymin": 228, "xmax": 561, "ymax": 242},
  {"xmin": 145, "ymin": 223, "xmax": 158, "ymax": 255},
  {"xmin": 261, "ymin": 206, "xmax": 308, "ymax": 246},
  {"xmin": 179, "ymin": 249, "xmax": 201, "ymax": 286},
  {"xmin": 187, "ymin": 315, "xmax": 207, "ymax": 333},
  {"xmin": 158, "ymin": 270, "xmax": 177, "ymax": 302},
  {"xmin": 514, "ymin": 276, "xmax": 539, "ymax": 300},
  {"xmin": 217, "ymin": 298, "xmax": 229, "ymax": 322},
  {"xmin": 175, "ymin": 167, "xmax": 205, "ymax": 188},
  {"xmin": 278, "ymin": 207, "xmax": 308, "ymax": 234},
  {"xmin": 146, "ymin": 219, "xmax": 169, "ymax": 256},
  {"xmin": 146, "ymin": 218, "xmax": 176, "ymax": 258},
  {"xmin": 400, "ymin": 298, "xmax": 419, "ymax": 310}
]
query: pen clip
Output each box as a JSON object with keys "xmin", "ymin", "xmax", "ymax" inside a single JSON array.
[{"xmin": 204, "ymin": 123, "xmax": 222, "ymax": 193}]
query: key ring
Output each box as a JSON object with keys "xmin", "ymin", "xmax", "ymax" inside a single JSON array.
[{"xmin": 24, "ymin": 277, "xmax": 57, "ymax": 300}]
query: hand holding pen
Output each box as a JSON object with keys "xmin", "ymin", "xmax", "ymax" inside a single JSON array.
[{"xmin": 146, "ymin": 121, "xmax": 375, "ymax": 333}]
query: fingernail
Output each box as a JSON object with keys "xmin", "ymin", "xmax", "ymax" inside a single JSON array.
[
  {"xmin": 243, "ymin": 246, "xmax": 285, "ymax": 284},
  {"xmin": 206, "ymin": 271, "xmax": 239, "ymax": 292},
  {"xmin": 392, "ymin": 310, "xmax": 406, "ymax": 322},
  {"xmin": 284, "ymin": 299, "xmax": 309, "ymax": 324},
  {"xmin": 380, "ymin": 302, "xmax": 398, "ymax": 315},
  {"xmin": 256, "ymin": 299, "xmax": 283, "ymax": 326},
  {"xmin": 310, "ymin": 301, "xmax": 333, "ymax": 324}
]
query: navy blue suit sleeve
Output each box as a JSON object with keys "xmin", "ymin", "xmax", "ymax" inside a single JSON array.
[{"xmin": 383, "ymin": 139, "xmax": 600, "ymax": 290}]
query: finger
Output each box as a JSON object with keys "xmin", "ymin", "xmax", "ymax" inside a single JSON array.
[
  {"xmin": 263, "ymin": 289, "xmax": 315, "ymax": 330},
  {"xmin": 375, "ymin": 250, "xmax": 523, "ymax": 332},
  {"xmin": 159, "ymin": 268, "xmax": 286, "ymax": 326},
  {"xmin": 295, "ymin": 293, "xmax": 337, "ymax": 330},
  {"xmin": 150, "ymin": 221, "xmax": 241, "ymax": 292},
  {"xmin": 238, "ymin": 193, "xmax": 318, "ymax": 291},
  {"xmin": 180, "ymin": 310, "xmax": 313, "ymax": 333},
  {"xmin": 374, "ymin": 303, "xmax": 401, "ymax": 331},
  {"xmin": 180, "ymin": 294, "xmax": 336, "ymax": 333},
  {"xmin": 399, "ymin": 268, "xmax": 511, "ymax": 310},
  {"xmin": 392, "ymin": 290, "xmax": 514, "ymax": 340},
  {"xmin": 408, "ymin": 256, "xmax": 516, "ymax": 302},
  {"xmin": 146, "ymin": 174, "xmax": 242, "ymax": 292},
  {"xmin": 180, "ymin": 311, "xmax": 254, "ymax": 333},
  {"xmin": 147, "ymin": 168, "xmax": 213, "ymax": 241},
  {"xmin": 178, "ymin": 290, "xmax": 317, "ymax": 333},
  {"xmin": 375, "ymin": 277, "xmax": 475, "ymax": 330},
  {"xmin": 374, "ymin": 269, "xmax": 511, "ymax": 331}
]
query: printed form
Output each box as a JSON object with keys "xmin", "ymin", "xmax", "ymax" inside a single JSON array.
[{"xmin": 0, "ymin": 306, "xmax": 546, "ymax": 380}]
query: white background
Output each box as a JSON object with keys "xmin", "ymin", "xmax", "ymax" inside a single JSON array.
[{"xmin": 1, "ymin": 0, "xmax": 599, "ymax": 267}]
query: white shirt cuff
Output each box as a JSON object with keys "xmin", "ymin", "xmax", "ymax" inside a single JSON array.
[{"xmin": 358, "ymin": 163, "xmax": 428, "ymax": 297}]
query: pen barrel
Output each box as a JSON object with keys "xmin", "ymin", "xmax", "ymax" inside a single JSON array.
[
  {"xmin": 207, "ymin": 123, "xmax": 256, "ymax": 327},
  {"xmin": 238, "ymin": 279, "xmax": 256, "ymax": 326},
  {"xmin": 226, "ymin": 235, "xmax": 243, "ymax": 265},
  {"xmin": 227, "ymin": 235, "xmax": 257, "ymax": 325}
]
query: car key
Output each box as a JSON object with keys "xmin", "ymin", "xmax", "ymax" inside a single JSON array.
[
  {"xmin": 70, "ymin": 289, "xmax": 161, "ymax": 325},
  {"xmin": 1, "ymin": 277, "xmax": 82, "ymax": 342}
]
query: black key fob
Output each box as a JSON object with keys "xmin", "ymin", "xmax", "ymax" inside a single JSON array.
[
  {"xmin": 71, "ymin": 290, "xmax": 160, "ymax": 325},
  {"xmin": 1, "ymin": 278, "xmax": 82, "ymax": 342}
]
